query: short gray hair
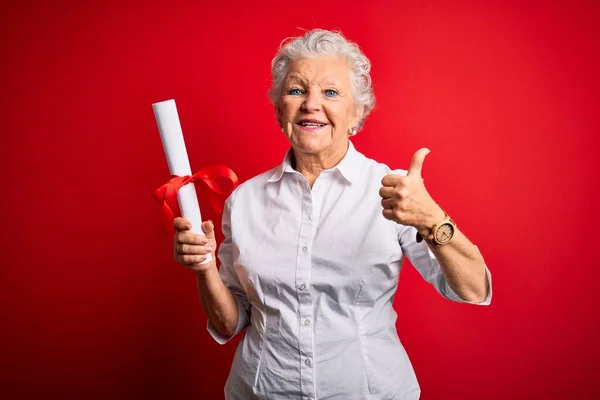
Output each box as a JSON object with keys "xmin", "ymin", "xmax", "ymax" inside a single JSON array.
[{"xmin": 268, "ymin": 29, "xmax": 375, "ymax": 130}]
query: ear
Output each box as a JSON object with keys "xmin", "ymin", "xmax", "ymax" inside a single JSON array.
[{"xmin": 351, "ymin": 104, "xmax": 364, "ymax": 129}]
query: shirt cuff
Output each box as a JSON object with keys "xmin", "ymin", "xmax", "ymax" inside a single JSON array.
[{"xmin": 206, "ymin": 294, "xmax": 250, "ymax": 344}]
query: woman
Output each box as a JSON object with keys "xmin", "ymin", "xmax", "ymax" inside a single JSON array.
[{"xmin": 172, "ymin": 29, "xmax": 492, "ymax": 400}]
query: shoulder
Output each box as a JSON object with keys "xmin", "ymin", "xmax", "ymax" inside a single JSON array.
[
  {"xmin": 224, "ymin": 165, "xmax": 279, "ymax": 207},
  {"xmin": 356, "ymin": 149, "xmax": 409, "ymax": 181}
]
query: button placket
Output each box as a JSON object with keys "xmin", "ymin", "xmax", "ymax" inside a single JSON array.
[{"xmin": 296, "ymin": 177, "xmax": 316, "ymax": 399}]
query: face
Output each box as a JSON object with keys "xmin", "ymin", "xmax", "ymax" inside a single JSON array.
[{"xmin": 278, "ymin": 56, "xmax": 363, "ymax": 159}]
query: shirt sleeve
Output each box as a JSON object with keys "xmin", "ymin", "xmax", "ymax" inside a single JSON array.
[
  {"xmin": 398, "ymin": 225, "xmax": 493, "ymax": 306},
  {"xmin": 206, "ymin": 189, "xmax": 252, "ymax": 344}
]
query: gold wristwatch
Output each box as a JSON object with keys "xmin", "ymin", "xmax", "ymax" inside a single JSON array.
[{"xmin": 416, "ymin": 212, "xmax": 456, "ymax": 246}]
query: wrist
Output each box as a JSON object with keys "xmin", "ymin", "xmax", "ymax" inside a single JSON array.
[
  {"xmin": 416, "ymin": 209, "xmax": 457, "ymax": 246},
  {"xmin": 194, "ymin": 263, "xmax": 219, "ymax": 280},
  {"xmin": 416, "ymin": 207, "xmax": 446, "ymax": 237}
]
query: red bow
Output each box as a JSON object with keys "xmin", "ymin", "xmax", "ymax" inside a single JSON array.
[{"xmin": 154, "ymin": 165, "xmax": 239, "ymax": 233}]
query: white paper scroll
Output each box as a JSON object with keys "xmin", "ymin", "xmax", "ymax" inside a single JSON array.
[{"xmin": 153, "ymin": 99, "xmax": 212, "ymax": 264}]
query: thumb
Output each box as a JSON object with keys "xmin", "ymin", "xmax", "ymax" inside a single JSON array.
[
  {"xmin": 407, "ymin": 148, "xmax": 431, "ymax": 177},
  {"xmin": 201, "ymin": 220, "xmax": 215, "ymax": 239}
]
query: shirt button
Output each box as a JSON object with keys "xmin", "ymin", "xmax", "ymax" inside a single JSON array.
[
  {"xmin": 302, "ymin": 245, "xmax": 308, "ymax": 253},
  {"xmin": 305, "ymin": 358, "xmax": 312, "ymax": 367},
  {"xmin": 298, "ymin": 283, "xmax": 306, "ymax": 291},
  {"xmin": 303, "ymin": 319, "xmax": 311, "ymax": 326}
]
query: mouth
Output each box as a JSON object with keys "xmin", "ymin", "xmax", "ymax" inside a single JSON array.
[{"xmin": 296, "ymin": 118, "xmax": 328, "ymax": 130}]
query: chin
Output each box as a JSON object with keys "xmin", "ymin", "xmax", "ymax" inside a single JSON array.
[{"xmin": 294, "ymin": 136, "xmax": 329, "ymax": 153}]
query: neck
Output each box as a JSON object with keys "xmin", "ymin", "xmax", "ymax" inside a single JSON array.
[{"xmin": 292, "ymin": 141, "xmax": 349, "ymax": 187}]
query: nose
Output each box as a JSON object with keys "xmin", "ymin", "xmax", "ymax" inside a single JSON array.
[{"xmin": 301, "ymin": 89, "xmax": 321, "ymax": 112}]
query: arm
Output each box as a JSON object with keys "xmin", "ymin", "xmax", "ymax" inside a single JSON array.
[
  {"xmin": 381, "ymin": 148, "xmax": 490, "ymax": 304},
  {"xmin": 195, "ymin": 265, "xmax": 240, "ymax": 338},
  {"xmin": 173, "ymin": 218, "xmax": 241, "ymax": 338},
  {"xmin": 419, "ymin": 219, "xmax": 488, "ymax": 303},
  {"xmin": 173, "ymin": 190, "xmax": 250, "ymax": 342}
]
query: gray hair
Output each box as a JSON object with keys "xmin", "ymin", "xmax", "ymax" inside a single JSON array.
[{"xmin": 268, "ymin": 29, "xmax": 375, "ymax": 130}]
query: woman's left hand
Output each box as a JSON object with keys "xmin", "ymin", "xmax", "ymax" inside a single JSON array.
[{"xmin": 379, "ymin": 148, "xmax": 445, "ymax": 236}]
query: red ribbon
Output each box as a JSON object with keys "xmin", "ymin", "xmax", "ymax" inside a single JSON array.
[{"xmin": 154, "ymin": 165, "xmax": 239, "ymax": 232}]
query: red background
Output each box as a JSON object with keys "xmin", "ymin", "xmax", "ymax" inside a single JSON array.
[{"xmin": 1, "ymin": 1, "xmax": 599, "ymax": 399}]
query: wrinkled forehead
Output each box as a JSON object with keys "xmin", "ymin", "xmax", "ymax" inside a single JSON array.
[{"xmin": 285, "ymin": 56, "xmax": 352, "ymax": 87}]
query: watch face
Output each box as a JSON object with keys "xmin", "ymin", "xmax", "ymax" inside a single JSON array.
[{"xmin": 435, "ymin": 223, "xmax": 454, "ymax": 244}]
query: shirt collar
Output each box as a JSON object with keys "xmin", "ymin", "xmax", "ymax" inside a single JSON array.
[{"xmin": 267, "ymin": 140, "xmax": 362, "ymax": 184}]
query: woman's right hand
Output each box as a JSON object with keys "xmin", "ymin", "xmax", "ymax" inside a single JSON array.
[{"xmin": 173, "ymin": 217, "xmax": 217, "ymax": 272}]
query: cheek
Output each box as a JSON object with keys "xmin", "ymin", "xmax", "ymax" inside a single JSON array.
[
  {"xmin": 323, "ymin": 104, "xmax": 351, "ymax": 127},
  {"xmin": 280, "ymin": 99, "xmax": 299, "ymax": 118}
]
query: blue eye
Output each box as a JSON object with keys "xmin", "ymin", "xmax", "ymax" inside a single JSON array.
[
  {"xmin": 325, "ymin": 89, "xmax": 339, "ymax": 98},
  {"xmin": 288, "ymin": 88, "xmax": 304, "ymax": 96}
]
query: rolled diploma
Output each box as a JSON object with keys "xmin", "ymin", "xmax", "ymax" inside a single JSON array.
[{"xmin": 153, "ymin": 99, "xmax": 212, "ymax": 264}]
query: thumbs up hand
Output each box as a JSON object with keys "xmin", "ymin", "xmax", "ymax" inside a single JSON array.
[{"xmin": 379, "ymin": 148, "xmax": 445, "ymax": 236}]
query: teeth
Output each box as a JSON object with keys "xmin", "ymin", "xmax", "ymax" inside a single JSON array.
[{"xmin": 300, "ymin": 122, "xmax": 325, "ymax": 127}]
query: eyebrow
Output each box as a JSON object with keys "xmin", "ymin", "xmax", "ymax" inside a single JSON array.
[
  {"xmin": 286, "ymin": 75, "xmax": 342, "ymax": 87},
  {"xmin": 286, "ymin": 75, "xmax": 307, "ymax": 85},
  {"xmin": 321, "ymin": 79, "xmax": 341, "ymax": 87}
]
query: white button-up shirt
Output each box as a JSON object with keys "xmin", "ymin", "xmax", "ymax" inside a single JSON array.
[{"xmin": 208, "ymin": 141, "xmax": 492, "ymax": 400}]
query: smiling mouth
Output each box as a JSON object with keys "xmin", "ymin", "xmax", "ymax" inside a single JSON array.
[{"xmin": 296, "ymin": 119, "xmax": 328, "ymax": 129}]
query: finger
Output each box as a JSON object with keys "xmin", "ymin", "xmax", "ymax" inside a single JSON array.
[
  {"xmin": 379, "ymin": 185, "xmax": 410, "ymax": 200},
  {"xmin": 177, "ymin": 254, "xmax": 207, "ymax": 265},
  {"xmin": 380, "ymin": 178, "xmax": 408, "ymax": 198},
  {"xmin": 174, "ymin": 217, "xmax": 192, "ymax": 232},
  {"xmin": 381, "ymin": 174, "xmax": 405, "ymax": 188},
  {"xmin": 381, "ymin": 198, "xmax": 397, "ymax": 210},
  {"xmin": 379, "ymin": 186, "xmax": 396, "ymax": 199},
  {"xmin": 201, "ymin": 220, "xmax": 215, "ymax": 240},
  {"xmin": 382, "ymin": 208, "xmax": 397, "ymax": 221},
  {"xmin": 176, "ymin": 243, "xmax": 214, "ymax": 255},
  {"xmin": 176, "ymin": 231, "xmax": 208, "ymax": 246},
  {"xmin": 407, "ymin": 148, "xmax": 431, "ymax": 178}
]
